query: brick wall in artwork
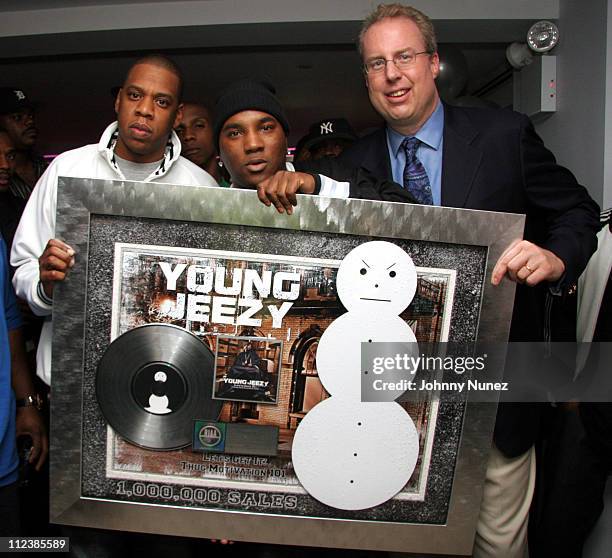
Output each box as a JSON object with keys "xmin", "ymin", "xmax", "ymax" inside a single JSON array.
[{"xmin": 255, "ymin": 313, "xmax": 335, "ymax": 429}]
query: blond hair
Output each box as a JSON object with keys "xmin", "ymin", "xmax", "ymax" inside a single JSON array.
[{"xmin": 358, "ymin": 3, "xmax": 437, "ymax": 57}]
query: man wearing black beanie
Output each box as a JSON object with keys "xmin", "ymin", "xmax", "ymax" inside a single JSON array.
[{"xmin": 214, "ymin": 79, "xmax": 416, "ymax": 213}]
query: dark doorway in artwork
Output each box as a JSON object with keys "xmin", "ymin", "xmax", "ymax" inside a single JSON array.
[{"xmin": 289, "ymin": 325, "xmax": 327, "ymax": 429}]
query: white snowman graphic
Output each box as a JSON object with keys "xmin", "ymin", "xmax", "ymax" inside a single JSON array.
[
  {"xmin": 291, "ymin": 241, "xmax": 420, "ymax": 510},
  {"xmin": 145, "ymin": 371, "xmax": 172, "ymax": 415}
]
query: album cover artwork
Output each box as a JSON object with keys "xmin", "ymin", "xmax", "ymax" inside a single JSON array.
[
  {"xmin": 103, "ymin": 243, "xmax": 456, "ymax": 504},
  {"xmin": 213, "ymin": 335, "xmax": 283, "ymax": 404}
]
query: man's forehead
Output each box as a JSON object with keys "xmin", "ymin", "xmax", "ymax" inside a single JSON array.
[
  {"xmin": 222, "ymin": 110, "xmax": 279, "ymax": 129},
  {"xmin": 183, "ymin": 104, "xmax": 211, "ymax": 120},
  {"xmin": 0, "ymin": 131, "xmax": 15, "ymax": 148},
  {"xmin": 0, "ymin": 107, "xmax": 33, "ymax": 118},
  {"xmin": 363, "ymin": 17, "xmax": 426, "ymax": 55},
  {"xmin": 123, "ymin": 63, "xmax": 180, "ymax": 96}
]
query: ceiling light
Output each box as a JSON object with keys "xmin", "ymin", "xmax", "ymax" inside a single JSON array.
[{"xmin": 527, "ymin": 21, "xmax": 559, "ymax": 53}]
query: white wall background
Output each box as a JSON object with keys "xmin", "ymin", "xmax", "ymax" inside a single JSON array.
[
  {"xmin": 604, "ymin": 0, "xmax": 612, "ymax": 209},
  {"xmin": 536, "ymin": 0, "xmax": 608, "ymax": 207}
]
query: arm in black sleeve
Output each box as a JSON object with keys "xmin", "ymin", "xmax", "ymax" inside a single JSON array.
[
  {"xmin": 347, "ymin": 167, "xmax": 417, "ymax": 203},
  {"xmin": 520, "ymin": 114, "xmax": 600, "ymax": 287},
  {"xmin": 295, "ymin": 157, "xmax": 418, "ymax": 204}
]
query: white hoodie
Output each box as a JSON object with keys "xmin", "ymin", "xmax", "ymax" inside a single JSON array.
[{"xmin": 10, "ymin": 122, "xmax": 218, "ymax": 385}]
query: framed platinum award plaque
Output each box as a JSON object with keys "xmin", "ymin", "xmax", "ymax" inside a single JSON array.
[{"xmin": 50, "ymin": 177, "xmax": 524, "ymax": 555}]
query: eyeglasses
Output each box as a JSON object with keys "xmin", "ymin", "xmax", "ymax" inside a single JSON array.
[{"xmin": 363, "ymin": 51, "xmax": 431, "ymax": 75}]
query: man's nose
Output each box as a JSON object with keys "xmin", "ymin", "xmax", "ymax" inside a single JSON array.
[
  {"xmin": 135, "ymin": 96, "xmax": 154, "ymax": 117},
  {"xmin": 325, "ymin": 145, "xmax": 342, "ymax": 157},
  {"xmin": 244, "ymin": 130, "xmax": 263, "ymax": 152},
  {"xmin": 384, "ymin": 59, "xmax": 402, "ymax": 80}
]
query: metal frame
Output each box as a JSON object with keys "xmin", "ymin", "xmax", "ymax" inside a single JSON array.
[{"xmin": 50, "ymin": 177, "xmax": 524, "ymax": 555}]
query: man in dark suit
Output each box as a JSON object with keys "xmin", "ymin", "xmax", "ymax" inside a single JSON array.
[{"xmin": 340, "ymin": 4, "xmax": 600, "ymax": 557}]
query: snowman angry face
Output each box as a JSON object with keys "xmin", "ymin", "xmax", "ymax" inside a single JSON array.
[
  {"xmin": 154, "ymin": 371, "xmax": 168, "ymax": 383},
  {"xmin": 337, "ymin": 241, "xmax": 417, "ymax": 314}
]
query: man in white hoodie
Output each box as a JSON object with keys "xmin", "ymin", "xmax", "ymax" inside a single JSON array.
[{"xmin": 10, "ymin": 54, "xmax": 218, "ymax": 386}]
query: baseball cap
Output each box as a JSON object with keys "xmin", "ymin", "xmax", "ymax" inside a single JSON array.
[
  {"xmin": 301, "ymin": 118, "xmax": 357, "ymax": 152},
  {"xmin": 0, "ymin": 87, "xmax": 36, "ymax": 115}
]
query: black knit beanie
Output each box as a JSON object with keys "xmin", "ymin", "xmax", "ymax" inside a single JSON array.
[{"xmin": 213, "ymin": 79, "xmax": 290, "ymax": 149}]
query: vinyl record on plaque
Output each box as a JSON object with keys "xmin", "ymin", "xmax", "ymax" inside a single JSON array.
[{"xmin": 96, "ymin": 323, "xmax": 222, "ymax": 450}]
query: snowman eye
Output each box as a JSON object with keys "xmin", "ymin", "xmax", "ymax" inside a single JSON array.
[
  {"xmin": 360, "ymin": 268, "xmax": 367, "ymax": 275},
  {"xmin": 389, "ymin": 270, "xmax": 397, "ymax": 278}
]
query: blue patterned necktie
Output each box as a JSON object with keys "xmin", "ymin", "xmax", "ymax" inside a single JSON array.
[{"xmin": 401, "ymin": 137, "xmax": 433, "ymax": 205}]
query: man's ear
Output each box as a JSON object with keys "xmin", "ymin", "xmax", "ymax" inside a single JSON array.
[
  {"xmin": 430, "ymin": 52, "xmax": 440, "ymax": 79},
  {"xmin": 114, "ymin": 89, "xmax": 122, "ymax": 115},
  {"xmin": 173, "ymin": 103, "xmax": 184, "ymax": 129}
]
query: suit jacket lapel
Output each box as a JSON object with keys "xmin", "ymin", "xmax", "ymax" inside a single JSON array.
[
  {"xmin": 361, "ymin": 127, "xmax": 394, "ymax": 180},
  {"xmin": 441, "ymin": 104, "xmax": 483, "ymax": 208}
]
